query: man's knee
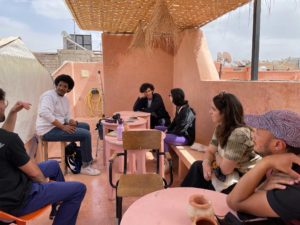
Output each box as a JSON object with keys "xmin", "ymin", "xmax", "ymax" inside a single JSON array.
[
  {"xmin": 191, "ymin": 160, "xmax": 203, "ymax": 170},
  {"xmin": 72, "ymin": 182, "xmax": 87, "ymax": 200},
  {"xmin": 39, "ymin": 159, "xmax": 60, "ymax": 170}
]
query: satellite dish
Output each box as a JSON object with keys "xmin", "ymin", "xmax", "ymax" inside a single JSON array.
[
  {"xmin": 61, "ymin": 31, "xmax": 71, "ymax": 38},
  {"xmin": 217, "ymin": 52, "xmax": 223, "ymax": 62},
  {"xmin": 223, "ymin": 52, "xmax": 232, "ymax": 64}
]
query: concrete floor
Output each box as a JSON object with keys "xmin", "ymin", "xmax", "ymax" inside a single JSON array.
[{"xmin": 28, "ymin": 117, "xmax": 180, "ymax": 225}]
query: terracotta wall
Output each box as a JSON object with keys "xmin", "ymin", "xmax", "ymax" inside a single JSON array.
[
  {"xmin": 52, "ymin": 62, "xmax": 103, "ymax": 118},
  {"xmin": 220, "ymin": 66, "xmax": 300, "ymax": 81},
  {"xmin": 102, "ymin": 30, "xmax": 300, "ymax": 146},
  {"xmin": 173, "ymin": 30, "xmax": 300, "ymax": 145},
  {"xmin": 102, "ymin": 33, "xmax": 173, "ymax": 116},
  {"xmin": 174, "ymin": 79, "xmax": 300, "ymax": 145}
]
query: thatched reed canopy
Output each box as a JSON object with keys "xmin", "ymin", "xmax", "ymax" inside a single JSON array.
[{"xmin": 65, "ymin": 0, "xmax": 251, "ymax": 33}]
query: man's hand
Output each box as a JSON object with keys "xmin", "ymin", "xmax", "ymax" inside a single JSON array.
[
  {"xmin": 264, "ymin": 153, "xmax": 300, "ymax": 180},
  {"xmin": 257, "ymin": 172, "xmax": 296, "ymax": 191},
  {"xmin": 68, "ymin": 119, "xmax": 78, "ymax": 127},
  {"xmin": 203, "ymin": 160, "xmax": 212, "ymax": 181},
  {"xmin": 2, "ymin": 101, "xmax": 31, "ymax": 132},
  {"xmin": 62, "ymin": 124, "xmax": 76, "ymax": 134},
  {"xmin": 10, "ymin": 101, "xmax": 31, "ymax": 113}
]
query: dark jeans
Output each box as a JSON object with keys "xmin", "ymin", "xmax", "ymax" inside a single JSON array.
[
  {"xmin": 43, "ymin": 122, "xmax": 92, "ymax": 163},
  {"xmin": 181, "ymin": 160, "xmax": 235, "ymax": 194},
  {"xmin": 16, "ymin": 160, "xmax": 86, "ymax": 225}
]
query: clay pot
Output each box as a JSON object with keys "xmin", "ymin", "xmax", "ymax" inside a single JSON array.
[
  {"xmin": 187, "ymin": 194, "xmax": 217, "ymax": 225},
  {"xmin": 192, "ymin": 216, "xmax": 218, "ymax": 225}
]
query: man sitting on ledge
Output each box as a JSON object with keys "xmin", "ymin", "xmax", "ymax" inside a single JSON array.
[
  {"xmin": 0, "ymin": 88, "xmax": 86, "ymax": 225},
  {"xmin": 227, "ymin": 110, "xmax": 300, "ymax": 224}
]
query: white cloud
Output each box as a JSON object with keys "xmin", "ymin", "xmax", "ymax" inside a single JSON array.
[
  {"xmin": 202, "ymin": 0, "xmax": 300, "ymax": 60},
  {"xmin": 0, "ymin": 16, "xmax": 62, "ymax": 52},
  {"xmin": 31, "ymin": 0, "xmax": 72, "ymax": 20}
]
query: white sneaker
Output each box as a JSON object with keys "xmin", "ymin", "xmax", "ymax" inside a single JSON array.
[{"xmin": 81, "ymin": 165, "xmax": 101, "ymax": 176}]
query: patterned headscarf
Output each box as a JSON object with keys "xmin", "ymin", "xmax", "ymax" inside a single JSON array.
[{"xmin": 245, "ymin": 110, "xmax": 300, "ymax": 148}]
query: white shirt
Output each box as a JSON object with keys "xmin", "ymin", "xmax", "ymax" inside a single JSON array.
[{"xmin": 36, "ymin": 89, "xmax": 71, "ymax": 136}]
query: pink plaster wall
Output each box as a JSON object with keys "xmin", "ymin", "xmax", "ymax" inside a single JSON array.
[
  {"xmin": 220, "ymin": 66, "xmax": 300, "ymax": 81},
  {"xmin": 102, "ymin": 33, "xmax": 173, "ymax": 117},
  {"xmin": 174, "ymin": 30, "xmax": 300, "ymax": 145},
  {"xmin": 102, "ymin": 30, "xmax": 300, "ymax": 147},
  {"xmin": 194, "ymin": 81, "xmax": 300, "ymax": 145},
  {"xmin": 52, "ymin": 62, "xmax": 103, "ymax": 118}
]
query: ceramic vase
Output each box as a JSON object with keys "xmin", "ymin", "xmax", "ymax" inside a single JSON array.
[{"xmin": 187, "ymin": 194, "xmax": 218, "ymax": 225}]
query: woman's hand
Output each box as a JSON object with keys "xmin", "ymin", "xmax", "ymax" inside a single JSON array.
[
  {"xmin": 203, "ymin": 159, "xmax": 212, "ymax": 181},
  {"xmin": 215, "ymin": 153, "xmax": 222, "ymax": 166}
]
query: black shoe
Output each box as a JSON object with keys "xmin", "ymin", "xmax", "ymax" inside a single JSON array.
[{"xmin": 49, "ymin": 204, "xmax": 60, "ymax": 220}]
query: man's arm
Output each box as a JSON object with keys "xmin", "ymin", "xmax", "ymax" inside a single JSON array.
[
  {"xmin": 2, "ymin": 101, "xmax": 31, "ymax": 132},
  {"xmin": 133, "ymin": 97, "xmax": 145, "ymax": 111},
  {"xmin": 19, "ymin": 159, "xmax": 48, "ymax": 183},
  {"xmin": 227, "ymin": 154, "xmax": 300, "ymax": 217}
]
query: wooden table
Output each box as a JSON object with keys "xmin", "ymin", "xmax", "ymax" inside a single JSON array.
[{"xmin": 121, "ymin": 187, "xmax": 231, "ymax": 225}]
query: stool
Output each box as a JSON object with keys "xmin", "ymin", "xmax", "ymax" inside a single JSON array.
[{"xmin": 36, "ymin": 136, "xmax": 67, "ymax": 175}]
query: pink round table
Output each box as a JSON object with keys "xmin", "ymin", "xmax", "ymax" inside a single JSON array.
[
  {"xmin": 121, "ymin": 187, "xmax": 231, "ymax": 225},
  {"xmin": 115, "ymin": 111, "xmax": 151, "ymax": 128}
]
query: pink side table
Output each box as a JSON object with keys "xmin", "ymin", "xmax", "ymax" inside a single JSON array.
[{"xmin": 101, "ymin": 117, "xmax": 147, "ymax": 166}]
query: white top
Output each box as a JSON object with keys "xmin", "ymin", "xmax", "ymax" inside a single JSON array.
[{"xmin": 36, "ymin": 89, "xmax": 71, "ymax": 136}]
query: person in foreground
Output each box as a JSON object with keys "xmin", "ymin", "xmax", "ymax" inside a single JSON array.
[
  {"xmin": 181, "ymin": 92, "xmax": 260, "ymax": 194},
  {"xmin": 36, "ymin": 74, "xmax": 100, "ymax": 176},
  {"xmin": 133, "ymin": 82, "xmax": 170, "ymax": 128},
  {"xmin": 0, "ymin": 88, "xmax": 86, "ymax": 225},
  {"xmin": 227, "ymin": 110, "xmax": 300, "ymax": 224},
  {"xmin": 156, "ymin": 88, "xmax": 196, "ymax": 152}
]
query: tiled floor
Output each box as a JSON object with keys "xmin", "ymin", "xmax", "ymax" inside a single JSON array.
[{"xmin": 29, "ymin": 117, "xmax": 181, "ymax": 225}]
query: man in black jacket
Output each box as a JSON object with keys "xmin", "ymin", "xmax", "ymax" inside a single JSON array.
[{"xmin": 133, "ymin": 83, "xmax": 170, "ymax": 128}]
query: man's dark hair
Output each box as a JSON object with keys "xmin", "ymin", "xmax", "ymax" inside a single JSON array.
[
  {"xmin": 0, "ymin": 88, "xmax": 5, "ymax": 101},
  {"xmin": 54, "ymin": 74, "xmax": 75, "ymax": 91},
  {"xmin": 139, "ymin": 83, "xmax": 154, "ymax": 93},
  {"xmin": 170, "ymin": 88, "xmax": 187, "ymax": 106}
]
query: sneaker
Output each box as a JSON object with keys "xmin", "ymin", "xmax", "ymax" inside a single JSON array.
[{"xmin": 81, "ymin": 165, "xmax": 101, "ymax": 176}]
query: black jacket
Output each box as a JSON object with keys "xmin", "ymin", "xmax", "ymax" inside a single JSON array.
[
  {"xmin": 133, "ymin": 93, "xmax": 170, "ymax": 128},
  {"xmin": 167, "ymin": 105, "xmax": 196, "ymax": 145}
]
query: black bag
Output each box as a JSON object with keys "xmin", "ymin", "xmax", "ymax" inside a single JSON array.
[
  {"xmin": 217, "ymin": 212, "xmax": 285, "ymax": 225},
  {"xmin": 65, "ymin": 142, "xmax": 82, "ymax": 174}
]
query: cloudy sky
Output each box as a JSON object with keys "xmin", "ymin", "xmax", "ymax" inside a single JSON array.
[{"xmin": 0, "ymin": 0, "xmax": 299, "ymax": 61}]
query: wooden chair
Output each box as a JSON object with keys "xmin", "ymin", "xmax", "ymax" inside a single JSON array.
[
  {"xmin": 0, "ymin": 204, "xmax": 50, "ymax": 225},
  {"xmin": 36, "ymin": 136, "xmax": 67, "ymax": 174},
  {"xmin": 109, "ymin": 130, "xmax": 173, "ymax": 224}
]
